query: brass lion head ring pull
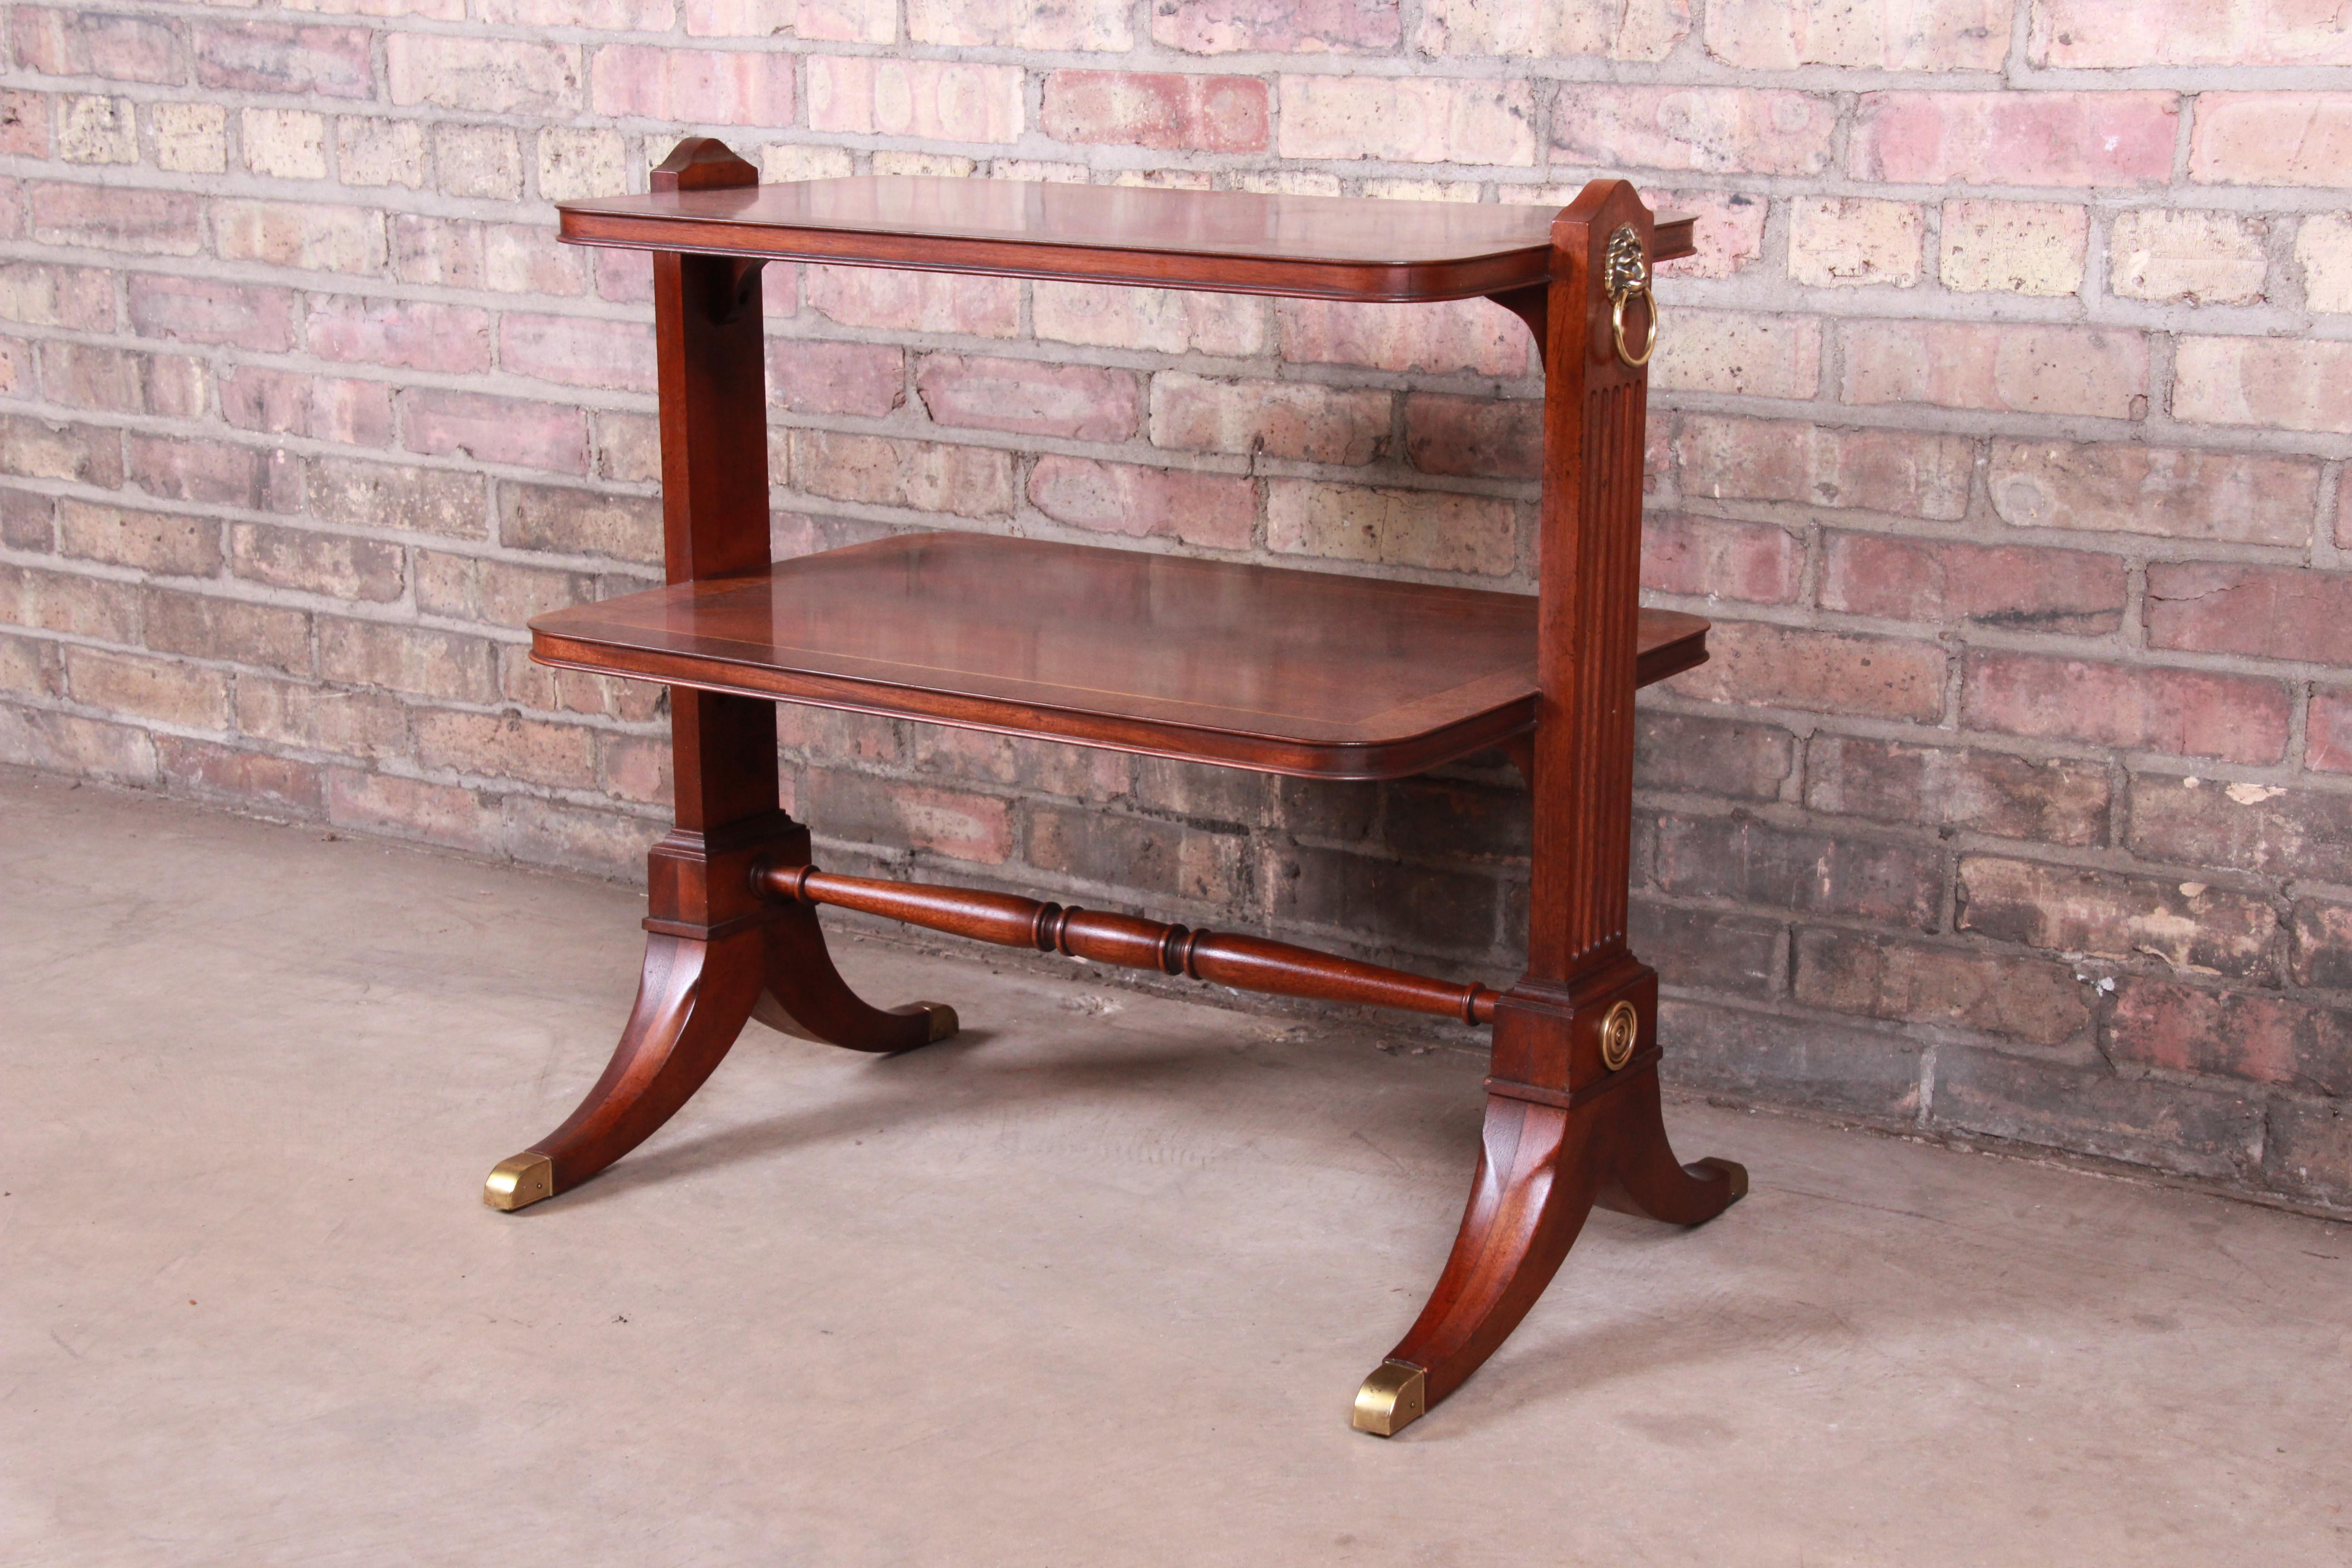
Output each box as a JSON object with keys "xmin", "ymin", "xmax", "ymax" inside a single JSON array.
[
  {"xmin": 1603, "ymin": 225, "xmax": 1658, "ymax": 369},
  {"xmin": 1599, "ymin": 999, "xmax": 1640, "ymax": 1072}
]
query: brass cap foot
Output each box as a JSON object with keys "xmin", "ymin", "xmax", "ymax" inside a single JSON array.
[
  {"xmin": 907, "ymin": 1001, "xmax": 959, "ymax": 1043},
  {"xmin": 1352, "ymin": 1359, "xmax": 1427, "ymax": 1437},
  {"xmin": 484, "ymin": 1152, "xmax": 555, "ymax": 1211},
  {"xmin": 1697, "ymin": 1157, "xmax": 1750, "ymax": 1202}
]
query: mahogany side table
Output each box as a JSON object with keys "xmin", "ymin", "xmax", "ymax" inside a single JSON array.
[{"xmin": 483, "ymin": 137, "xmax": 1745, "ymax": 1436}]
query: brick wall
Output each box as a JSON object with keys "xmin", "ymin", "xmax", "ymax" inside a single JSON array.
[{"xmin": 2, "ymin": 0, "xmax": 2348, "ymax": 1210}]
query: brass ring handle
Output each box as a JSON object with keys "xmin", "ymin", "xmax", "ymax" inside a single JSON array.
[{"xmin": 1611, "ymin": 286, "xmax": 1658, "ymax": 368}]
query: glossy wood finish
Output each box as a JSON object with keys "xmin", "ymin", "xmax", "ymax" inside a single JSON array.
[
  {"xmin": 561, "ymin": 176, "xmax": 1695, "ymax": 302},
  {"xmin": 530, "ymin": 531, "xmax": 1711, "ymax": 782},
  {"xmin": 762, "ymin": 863, "xmax": 1502, "ymax": 1024}
]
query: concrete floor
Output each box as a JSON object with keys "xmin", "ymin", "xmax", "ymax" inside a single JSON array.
[{"xmin": 2, "ymin": 765, "xmax": 2348, "ymax": 1566}]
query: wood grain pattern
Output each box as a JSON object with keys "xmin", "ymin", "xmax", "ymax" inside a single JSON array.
[
  {"xmin": 530, "ymin": 531, "xmax": 1710, "ymax": 781},
  {"xmin": 559, "ymin": 176, "xmax": 1694, "ymax": 302}
]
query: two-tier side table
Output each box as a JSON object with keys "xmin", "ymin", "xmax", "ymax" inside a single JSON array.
[{"xmin": 481, "ymin": 138, "xmax": 1745, "ymax": 1436}]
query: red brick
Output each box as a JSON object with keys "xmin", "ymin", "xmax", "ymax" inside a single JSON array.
[
  {"xmin": 1987, "ymin": 441, "xmax": 2319, "ymax": 547},
  {"xmin": 1852, "ymin": 92, "xmax": 2179, "ymax": 186},
  {"xmin": 916, "ymin": 726, "xmax": 1130, "ymax": 803},
  {"xmin": 2130, "ymin": 774, "xmax": 2352, "ymax": 886},
  {"xmin": 2308, "ymin": 691, "xmax": 2352, "ymax": 774},
  {"xmin": 1822, "ymin": 533, "xmax": 2125, "ymax": 634},
  {"xmin": 2292, "ymin": 899, "xmax": 2352, "ymax": 988},
  {"xmin": 13, "ymin": 8, "xmax": 184, "ymax": 82},
  {"xmin": 0, "ymin": 415, "xmax": 124, "ymax": 489},
  {"xmin": 1641, "ymin": 514, "xmax": 1802, "ymax": 604},
  {"xmin": 1550, "ymin": 85, "xmax": 1836, "ymax": 176},
  {"xmin": 1154, "ymin": 374, "xmax": 1387, "ymax": 465},
  {"xmin": 0, "ymin": 263, "xmax": 115, "ymax": 332},
  {"xmin": 2145, "ymin": 564, "xmax": 2352, "ymax": 664},
  {"xmin": 768, "ymin": 339, "xmax": 904, "ymax": 416},
  {"xmin": 55, "ymin": 501, "xmax": 215, "ymax": 578},
  {"xmin": 127, "ymin": 436, "xmax": 298, "ymax": 512},
  {"xmin": 1278, "ymin": 296, "xmax": 1527, "ymax": 376},
  {"xmin": 126, "ymin": 275, "xmax": 297, "ymax": 353},
  {"xmin": 1957, "ymin": 855, "xmax": 2276, "ymax": 977},
  {"xmin": 1267, "ymin": 479, "xmax": 1513, "ymax": 574},
  {"xmin": 318, "ymin": 619, "xmax": 500, "ymax": 703},
  {"xmin": 593, "ymin": 412, "xmax": 662, "ymax": 482},
  {"xmin": 790, "ymin": 431, "xmax": 1017, "ymax": 518},
  {"xmin": 2190, "ymin": 93, "xmax": 2352, "ymax": 186},
  {"xmin": 1805, "ymin": 735, "xmax": 2111, "ymax": 846},
  {"xmin": 1629, "ymin": 900, "xmax": 1781, "ymax": 998},
  {"xmin": 1656, "ymin": 812, "xmax": 1944, "ymax": 929},
  {"xmin": 1033, "ymin": 281, "xmax": 1264, "ymax": 355},
  {"xmin": 600, "ymin": 732, "xmax": 671, "ymax": 804},
  {"xmin": 590, "ymin": 44, "xmax": 794, "ymax": 123},
  {"xmin": 500, "ymin": 483, "xmax": 662, "ymax": 563},
  {"xmin": 1044, "ymin": 71, "xmax": 1269, "ymax": 152},
  {"xmin": 2035, "ymin": 0, "xmax": 2352, "ymax": 66},
  {"xmin": 307, "ymin": 298, "xmax": 493, "ymax": 375},
  {"xmin": 805, "ymin": 265, "xmax": 1020, "ymax": 338},
  {"xmin": 1641, "ymin": 187, "xmax": 1767, "ymax": 281},
  {"xmin": 1402, "ymin": 394, "xmax": 1539, "ymax": 478},
  {"xmin": 483, "ymin": 225, "xmax": 591, "ymax": 296},
  {"xmin": 491, "ymin": 314, "xmax": 657, "ymax": 394},
  {"xmin": 497, "ymin": 645, "xmax": 662, "ymax": 723},
  {"xmin": 1676, "ymin": 416, "xmax": 1972, "ymax": 520},
  {"xmin": 65, "ymin": 647, "xmax": 230, "ymax": 729},
  {"xmin": 1154, "ymin": 0, "xmax": 1400, "ymax": 53},
  {"xmin": 1671, "ymin": 621, "xmax": 1947, "ymax": 722},
  {"xmin": 309, "ymin": 458, "xmax": 489, "ymax": 540},
  {"xmin": 390, "ymin": 217, "xmax": 484, "ymax": 287},
  {"xmin": 221, "ymin": 368, "xmax": 395, "ymax": 448},
  {"xmin": 214, "ymin": 200, "xmax": 384, "ymax": 273},
  {"xmin": 2173, "ymin": 337, "xmax": 2352, "ymax": 436},
  {"xmin": 29, "ymin": 183, "xmax": 201, "ymax": 256},
  {"xmin": 1961, "ymin": 651, "xmax": 2290, "ymax": 765},
  {"xmin": 806, "ymin": 57, "xmax": 1024, "ymax": 143},
  {"xmin": 416, "ymin": 708, "xmax": 597, "ymax": 789},
  {"xmin": 1842, "ymin": 322, "xmax": 2147, "ymax": 420},
  {"xmin": 386, "ymin": 34, "xmax": 581, "ymax": 115},
  {"xmin": 230, "ymin": 523, "xmax": 405, "ymax": 603},
  {"xmin": 0, "ymin": 491, "xmax": 53, "ymax": 552},
  {"xmin": 193, "ymin": 22, "xmax": 374, "ymax": 99},
  {"xmin": 157, "ymin": 736, "xmax": 325, "ymax": 818},
  {"xmin": 0, "ymin": 560, "xmax": 141, "ymax": 640},
  {"xmin": 1796, "ymin": 929, "xmax": 2091, "ymax": 1047},
  {"xmin": 141, "ymin": 589, "xmax": 313, "ymax": 676},
  {"xmin": 38, "ymin": 343, "xmax": 206, "ymax": 420},
  {"xmin": 399, "ymin": 389, "xmax": 589, "ymax": 475},
  {"xmin": 0, "ymin": 91, "xmax": 46, "ymax": 159},
  {"xmin": 1028, "ymin": 456, "xmax": 1256, "ymax": 551},
  {"xmin": 415, "ymin": 551, "xmax": 592, "ymax": 625},
  {"xmin": 916, "ymin": 354, "xmax": 1141, "ymax": 441},
  {"xmin": 2110, "ymin": 979, "xmax": 2350, "ymax": 1097},
  {"xmin": 0, "ymin": 706, "xmax": 157, "ymax": 784},
  {"xmin": 0, "ymin": 631, "xmax": 58, "ymax": 702},
  {"xmin": 805, "ymin": 769, "xmax": 1013, "ymax": 865},
  {"xmin": 1636, "ymin": 711, "xmax": 1795, "ymax": 801},
  {"xmin": 1281, "ymin": 75, "xmax": 1536, "ymax": 165},
  {"xmin": 327, "ymin": 770, "xmax": 499, "ymax": 855}
]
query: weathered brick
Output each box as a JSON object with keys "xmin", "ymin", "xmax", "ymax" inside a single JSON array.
[
  {"xmin": 235, "ymin": 674, "xmax": 410, "ymax": 759},
  {"xmin": 1277, "ymin": 297, "xmax": 1526, "ymax": 376},
  {"xmin": 1152, "ymin": 373, "xmax": 1387, "ymax": 465},
  {"xmin": 806, "ymin": 56, "xmax": 1023, "ymax": 143},
  {"xmin": 416, "ymin": 708, "xmax": 597, "ymax": 789},
  {"xmin": 1651, "ymin": 309, "xmax": 1822, "ymax": 399},
  {"xmin": 1280, "ymin": 75, "xmax": 1536, "ymax": 164},
  {"xmin": 2130, "ymin": 774, "xmax": 2352, "ymax": 886},
  {"xmin": 386, "ymin": 34, "xmax": 580, "ymax": 115},
  {"xmin": 156, "ymin": 736, "xmax": 325, "ymax": 817},
  {"xmin": 1267, "ymin": 841, "xmax": 1491, "ymax": 954},
  {"xmin": 2111, "ymin": 978, "xmax": 2350, "ymax": 1097},
  {"xmin": 400, "ymin": 390, "xmax": 589, "ymax": 475},
  {"xmin": 14, "ymin": 8, "xmax": 184, "ymax": 83},
  {"xmin": 485, "ymin": 226, "xmax": 592, "ymax": 297},
  {"xmin": 214, "ymin": 200, "xmax": 385, "ymax": 273},
  {"xmin": 1961, "ymin": 651, "xmax": 2289, "ymax": 765},
  {"xmin": 1787, "ymin": 197, "xmax": 1922, "ymax": 289},
  {"xmin": 1033, "ymin": 281, "xmax": 1264, "ymax": 356},
  {"xmin": 2190, "ymin": 93, "xmax": 2352, "ymax": 187},
  {"xmin": 1796, "ymin": 929, "xmax": 2091, "ymax": 1047},
  {"xmin": 1046, "ymin": 71, "xmax": 1269, "ymax": 153},
  {"xmin": 1929, "ymin": 1047, "xmax": 2261, "ymax": 1183},
  {"xmin": 151, "ymin": 103, "xmax": 225, "ymax": 174},
  {"xmin": 1420, "ymin": 0, "xmax": 1685, "ymax": 58},
  {"xmin": 2034, "ymin": 0, "xmax": 2352, "ymax": 66},
  {"xmin": 1550, "ymin": 85, "xmax": 1836, "ymax": 176},
  {"xmin": 57, "ymin": 95, "xmax": 137, "ymax": 165},
  {"xmin": 230, "ymin": 523, "xmax": 405, "ymax": 603},
  {"xmin": 309, "ymin": 458, "xmax": 488, "ymax": 540},
  {"xmin": 2307, "ymin": 690, "xmax": 2352, "ymax": 775},
  {"xmin": 1804, "ymin": 735, "xmax": 2111, "ymax": 846},
  {"xmin": 318, "ymin": 618, "xmax": 499, "ymax": 703},
  {"xmin": 1402, "ymin": 394, "xmax": 1539, "ymax": 478},
  {"xmin": 805, "ymin": 266, "xmax": 1021, "ymax": 338},
  {"xmin": 500, "ymin": 483, "xmax": 662, "ymax": 563},
  {"xmin": 326, "ymin": 770, "xmax": 500, "ymax": 856},
  {"xmin": 0, "ymin": 491, "xmax": 54, "ymax": 553},
  {"xmin": 38, "ymin": 342, "xmax": 206, "ymax": 420},
  {"xmin": 55, "ymin": 502, "xmax": 214, "ymax": 580},
  {"xmin": 766, "ymin": 339, "xmax": 904, "ymax": 416},
  {"xmin": 590, "ymin": 45, "xmax": 794, "ymax": 124},
  {"xmin": 1161, "ymin": 0, "xmax": 1401, "ymax": 54},
  {"xmin": 29, "ymin": 183, "xmax": 201, "ymax": 256},
  {"xmin": 2146, "ymin": 564, "xmax": 2352, "ymax": 665},
  {"xmin": 1987, "ymin": 440, "xmax": 2318, "ymax": 547},
  {"xmin": 1635, "ymin": 711, "xmax": 1794, "ymax": 802},
  {"xmin": 593, "ymin": 412, "xmax": 663, "ymax": 483},
  {"xmin": 65, "ymin": 647, "xmax": 230, "ymax": 730},
  {"xmin": 0, "ymin": 561, "xmax": 140, "ymax": 641},
  {"xmin": 1710, "ymin": 0, "xmax": 2007, "ymax": 69},
  {"xmin": 1028, "ymin": 456, "xmax": 1256, "ymax": 551},
  {"xmin": 483, "ymin": 0, "xmax": 676, "ymax": 25},
  {"xmin": 1656, "ymin": 812, "xmax": 1944, "ymax": 929},
  {"xmin": 2265, "ymin": 1097, "xmax": 2352, "ymax": 1209},
  {"xmin": 126, "ymin": 275, "xmax": 297, "ymax": 353},
  {"xmin": 2300, "ymin": 214, "xmax": 2352, "ymax": 314},
  {"xmin": 1638, "ymin": 187, "xmax": 1767, "ymax": 281},
  {"xmin": 537, "ymin": 127, "xmax": 628, "ymax": 203},
  {"xmin": 1383, "ymin": 776, "xmax": 1529, "ymax": 862},
  {"xmin": 914, "ymin": 727, "xmax": 1129, "ymax": 804},
  {"xmin": 1852, "ymin": 92, "xmax": 2178, "ymax": 186},
  {"xmin": 2292, "ymin": 899, "xmax": 2352, "ymax": 990},
  {"xmin": 806, "ymin": 768, "xmax": 1013, "ymax": 865},
  {"xmin": 1642, "ymin": 514, "xmax": 1803, "ymax": 603},
  {"xmin": 195, "ymin": 22, "xmax": 372, "ymax": 98},
  {"xmin": 1939, "ymin": 200, "xmax": 2087, "ymax": 296},
  {"xmin": 497, "ymin": 314, "xmax": 657, "ymax": 394},
  {"xmin": 1628, "ymin": 899, "xmax": 1781, "ymax": 997},
  {"xmin": 416, "ymin": 551, "xmax": 592, "ymax": 625},
  {"xmin": 141, "ymin": 589, "xmax": 312, "ymax": 676},
  {"xmin": 2109, "ymin": 210, "xmax": 2269, "ymax": 305},
  {"xmin": 0, "ymin": 631, "xmax": 56, "ymax": 698},
  {"xmin": 1670, "ymin": 621, "xmax": 1947, "ymax": 723},
  {"xmin": 1676, "ymin": 416, "xmax": 1972, "ymax": 520},
  {"xmin": 337, "ymin": 116, "xmax": 428, "ymax": 189},
  {"xmin": 308, "ymin": 298, "xmax": 492, "ymax": 375},
  {"xmin": 0, "ymin": 416, "xmax": 124, "ymax": 490},
  {"xmin": 1822, "ymin": 532, "xmax": 2125, "ymax": 635},
  {"xmin": 1955, "ymin": 855, "xmax": 2276, "ymax": 977},
  {"xmin": 2173, "ymin": 337, "xmax": 2352, "ymax": 436},
  {"xmin": 242, "ymin": 108, "xmax": 328, "ymax": 179},
  {"xmin": 221, "ymin": 368, "xmax": 395, "ymax": 448},
  {"xmin": 916, "ymin": 354, "xmax": 1141, "ymax": 441},
  {"xmin": 0, "ymin": 706, "xmax": 157, "ymax": 785},
  {"xmin": 790, "ymin": 431, "xmax": 1017, "ymax": 518},
  {"xmin": 1842, "ymin": 323, "xmax": 2146, "ymax": 420},
  {"xmin": 1662, "ymin": 998, "xmax": 1924, "ymax": 1121},
  {"xmin": 1267, "ymin": 480, "xmax": 1513, "ymax": 575},
  {"xmin": 0, "ymin": 263, "xmax": 115, "ymax": 333},
  {"xmin": 0, "ymin": 91, "xmax": 47, "ymax": 160},
  {"xmin": 127, "ymin": 435, "xmax": 298, "ymax": 512},
  {"xmin": 433, "ymin": 123, "xmax": 524, "ymax": 200}
]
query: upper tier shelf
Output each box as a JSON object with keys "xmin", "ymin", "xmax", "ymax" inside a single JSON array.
[{"xmin": 557, "ymin": 177, "xmax": 1696, "ymax": 302}]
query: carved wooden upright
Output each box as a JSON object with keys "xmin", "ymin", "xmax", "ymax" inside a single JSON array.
[{"xmin": 483, "ymin": 138, "xmax": 1744, "ymax": 1436}]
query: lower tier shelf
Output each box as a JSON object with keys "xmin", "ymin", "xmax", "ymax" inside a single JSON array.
[{"xmin": 529, "ymin": 531, "xmax": 1708, "ymax": 780}]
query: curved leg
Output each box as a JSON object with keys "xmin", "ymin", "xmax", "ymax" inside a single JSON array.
[
  {"xmin": 752, "ymin": 903, "xmax": 957, "ymax": 1054},
  {"xmin": 1354, "ymin": 1093, "xmax": 1609, "ymax": 1435},
  {"xmin": 484, "ymin": 929, "xmax": 764, "ymax": 1211},
  {"xmin": 1603, "ymin": 1067, "xmax": 1747, "ymax": 1225}
]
